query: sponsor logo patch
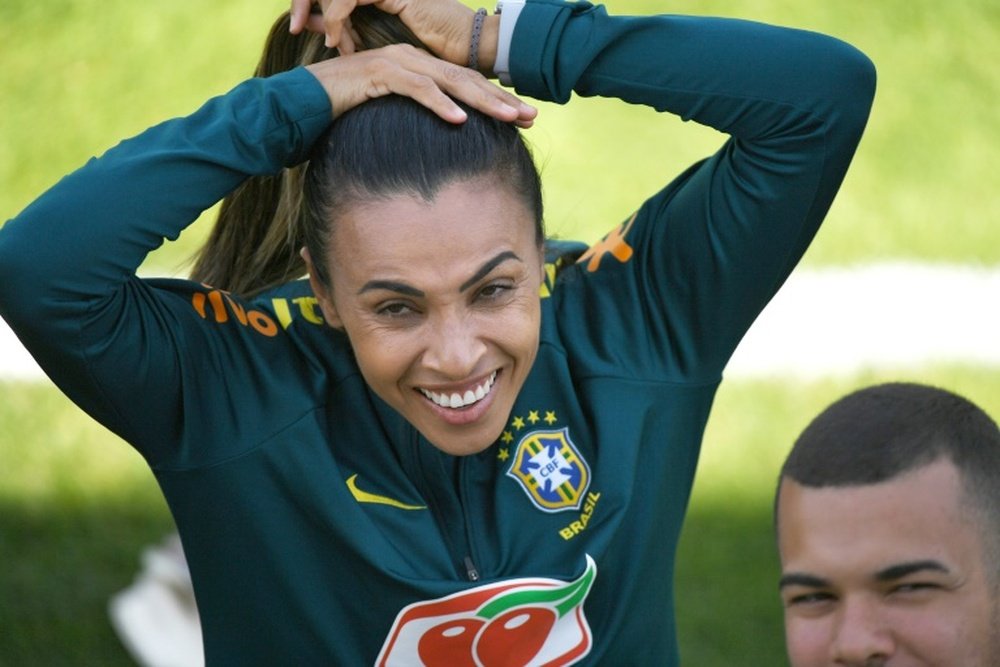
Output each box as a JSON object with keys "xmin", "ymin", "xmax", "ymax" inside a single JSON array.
[{"xmin": 377, "ymin": 556, "xmax": 597, "ymax": 667}]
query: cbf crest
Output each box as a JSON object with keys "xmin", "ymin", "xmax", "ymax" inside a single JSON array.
[{"xmin": 507, "ymin": 427, "xmax": 591, "ymax": 512}]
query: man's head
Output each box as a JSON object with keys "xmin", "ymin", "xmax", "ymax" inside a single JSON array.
[{"xmin": 775, "ymin": 382, "xmax": 1000, "ymax": 666}]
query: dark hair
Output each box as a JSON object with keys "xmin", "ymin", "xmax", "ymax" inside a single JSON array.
[
  {"xmin": 190, "ymin": 9, "xmax": 542, "ymax": 296},
  {"xmin": 302, "ymin": 95, "xmax": 543, "ymax": 287},
  {"xmin": 189, "ymin": 9, "xmax": 429, "ymax": 296},
  {"xmin": 779, "ymin": 382, "xmax": 1000, "ymax": 573}
]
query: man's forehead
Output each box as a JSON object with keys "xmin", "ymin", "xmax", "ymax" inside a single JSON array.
[{"xmin": 776, "ymin": 462, "xmax": 982, "ymax": 576}]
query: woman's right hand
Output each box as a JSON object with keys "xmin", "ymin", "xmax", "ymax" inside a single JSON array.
[
  {"xmin": 290, "ymin": 0, "xmax": 490, "ymax": 69},
  {"xmin": 305, "ymin": 43, "xmax": 536, "ymax": 127}
]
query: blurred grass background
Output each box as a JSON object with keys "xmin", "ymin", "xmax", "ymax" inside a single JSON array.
[{"xmin": 1, "ymin": 0, "xmax": 998, "ymax": 664}]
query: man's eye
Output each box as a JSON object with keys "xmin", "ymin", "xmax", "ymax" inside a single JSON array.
[
  {"xmin": 786, "ymin": 592, "xmax": 835, "ymax": 607},
  {"xmin": 891, "ymin": 582, "xmax": 939, "ymax": 595}
]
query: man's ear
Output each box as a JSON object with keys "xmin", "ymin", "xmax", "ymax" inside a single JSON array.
[{"xmin": 301, "ymin": 247, "xmax": 343, "ymax": 329}]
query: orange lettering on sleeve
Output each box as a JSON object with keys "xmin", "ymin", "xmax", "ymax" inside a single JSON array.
[{"xmin": 576, "ymin": 212, "xmax": 637, "ymax": 273}]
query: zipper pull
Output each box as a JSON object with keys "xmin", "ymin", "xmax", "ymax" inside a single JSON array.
[{"xmin": 464, "ymin": 556, "xmax": 481, "ymax": 582}]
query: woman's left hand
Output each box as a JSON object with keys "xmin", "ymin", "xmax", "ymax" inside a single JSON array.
[
  {"xmin": 289, "ymin": 0, "xmax": 489, "ymax": 69},
  {"xmin": 305, "ymin": 43, "xmax": 535, "ymax": 127}
]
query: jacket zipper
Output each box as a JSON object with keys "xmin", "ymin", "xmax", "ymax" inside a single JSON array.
[
  {"xmin": 464, "ymin": 556, "xmax": 481, "ymax": 582},
  {"xmin": 458, "ymin": 457, "xmax": 481, "ymax": 583},
  {"xmin": 411, "ymin": 429, "xmax": 481, "ymax": 583}
]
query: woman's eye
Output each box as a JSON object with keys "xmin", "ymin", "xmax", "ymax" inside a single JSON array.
[
  {"xmin": 377, "ymin": 302, "xmax": 415, "ymax": 318},
  {"xmin": 477, "ymin": 283, "xmax": 512, "ymax": 300}
]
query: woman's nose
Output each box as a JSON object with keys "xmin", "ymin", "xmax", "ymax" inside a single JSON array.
[{"xmin": 422, "ymin": 312, "xmax": 487, "ymax": 379}]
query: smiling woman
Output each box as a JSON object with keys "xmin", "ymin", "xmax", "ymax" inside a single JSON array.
[
  {"xmin": 0, "ymin": 0, "xmax": 875, "ymax": 663},
  {"xmin": 306, "ymin": 176, "xmax": 543, "ymax": 456}
]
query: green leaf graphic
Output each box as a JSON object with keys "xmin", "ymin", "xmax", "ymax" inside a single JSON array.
[{"xmin": 477, "ymin": 558, "xmax": 596, "ymax": 620}]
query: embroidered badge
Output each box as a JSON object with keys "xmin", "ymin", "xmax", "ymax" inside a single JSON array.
[
  {"xmin": 377, "ymin": 555, "xmax": 597, "ymax": 667},
  {"xmin": 507, "ymin": 427, "xmax": 591, "ymax": 513}
]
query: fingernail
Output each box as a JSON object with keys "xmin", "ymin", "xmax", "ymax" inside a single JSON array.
[{"xmin": 499, "ymin": 102, "xmax": 518, "ymax": 115}]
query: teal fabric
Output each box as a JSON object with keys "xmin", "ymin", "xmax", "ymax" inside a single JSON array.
[{"xmin": 0, "ymin": 3, "xmax": 874, "ymax": 664}]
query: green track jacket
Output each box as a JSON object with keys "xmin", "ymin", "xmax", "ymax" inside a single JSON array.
[{"xmin": 0, "ymin": 1, "xmax": 875, "ymax": 663}]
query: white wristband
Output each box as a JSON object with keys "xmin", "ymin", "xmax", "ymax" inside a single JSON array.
[{"xmin": 493, "ymin": 0, "xmax": 526, "ymax": 86}]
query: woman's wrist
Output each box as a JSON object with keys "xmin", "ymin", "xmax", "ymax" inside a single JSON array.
[{"xmin": 475, "ymin": 15, "xmax": 500, "ymax": 75}]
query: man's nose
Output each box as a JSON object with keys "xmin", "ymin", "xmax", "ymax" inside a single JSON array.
[
  {"xmin": 831, "ymin": 597, "xmax": 893, "ymax": 666},
  {"xmin": 423, "ymin": 311, "xmax": 487, "ymax": 379}
]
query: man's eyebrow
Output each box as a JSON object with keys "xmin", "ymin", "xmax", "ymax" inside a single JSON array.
[
  {"xmin": 778, "ymin": 573, "xmax": 830, "ymax": 590},
  {"xmin": 460, "ymin": 251, "xmax": 522, "ymax": 292},
  {"xmin": 874, "ymin": 560, "xmax": 950, "ymax": 582},
  {"xmin": 357, "ymin": 281, "xmax": 425, "ymax": 297}
]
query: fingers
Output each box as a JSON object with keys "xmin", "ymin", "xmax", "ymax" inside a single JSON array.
[
  {"xmin": 291, "ymin": 0, "xmax": 475, "ymax": 65},
  {"xmin": 288, "ymin": 0, "xmax": 311, "ymax": 34},
  {"xmin": 320, "ymin": 0, "xmax": 355, "ymax": 49},
  {"xmin": 387, "ymin": 46, "xmax": 537, "ymax": 126},
  {"xmin": 306, "ymin": 44, "xmax": 537, "ymax": 127},
  {"xmin": 290, "ymin": 0, "xmax": 365, "ymax": 52}
]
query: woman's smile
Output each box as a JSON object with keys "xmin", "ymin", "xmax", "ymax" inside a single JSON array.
[{"xmin": 418, "ymin": 369, "xmax": 499, "ymax": 409}]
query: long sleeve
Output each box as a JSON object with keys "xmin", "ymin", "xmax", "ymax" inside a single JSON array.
[
  {"xmin": 513, "ymin": 2, "xmax": 876, "ymax": 380},
  {"xmin": 0, "ymin": 68, "xmax": 332, "ymax": 462}
]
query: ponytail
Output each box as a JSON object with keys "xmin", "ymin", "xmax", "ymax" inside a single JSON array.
[{"xmin": 189, "ymin": 10, "xmax": 425, "ymax": 297}]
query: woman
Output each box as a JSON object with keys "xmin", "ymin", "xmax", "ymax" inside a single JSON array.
[{"xmin": 0, "ymin": 0, "xmax": 875, "ymax": 663}]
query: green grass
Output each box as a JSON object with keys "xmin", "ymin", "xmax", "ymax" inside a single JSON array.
[
  {"xmin": 0, "ymin": 381, "xmax": 174, "ymax": 666},
  {"xmin": 2, "ymin": 0, "xmax": 1000, "ymax": 664}
]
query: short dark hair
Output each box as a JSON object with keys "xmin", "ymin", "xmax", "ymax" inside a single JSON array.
[
  {"xmin": 778, "ymin": 382, "xmax": 1000, "ymax": 575},
  {"xmin": 303, "ymin": 94, "xmax": 544, "ymax": 287}
]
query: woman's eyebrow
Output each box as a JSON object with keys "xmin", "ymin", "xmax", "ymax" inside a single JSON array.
[
  {"xmin": 357, "ymin": 281, "xmax": 424, "ymax": 297},
  {"xmin": 874, "ymin": 560, "xmax": 950, "ymax": 582},
  {"xmin": 460, "ymin": 251, "xmax": 522, "ymax": 292},
  {"xmin": 356, "ymin": 251, "xmax": 523, "ymax": 296}
]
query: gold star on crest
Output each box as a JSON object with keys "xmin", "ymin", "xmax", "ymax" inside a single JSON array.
[
  {"xmin": 497, "ymin": 448, "xmax": 510, "ymax": 462},
  {"xmin": 512, "ymin": 416, "xmax": 526, "ymax": 430},
  {"xmin": 500, "ymin": 431, "xmax": 514, "ymax": 444},
  {"xmin": 544, "ymin": 410, "xmax": 557, "ymax": 425},
  {"xmin": 527, "ymin": 410, "xmax": 540, "ymax": 424}
]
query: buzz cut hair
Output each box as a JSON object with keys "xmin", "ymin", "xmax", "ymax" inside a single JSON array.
[{"xmin": 778, "ymin": 382, "xmax": 1000, "ymax": 579}]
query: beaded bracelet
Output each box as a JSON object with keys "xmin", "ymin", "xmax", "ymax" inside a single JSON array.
[{"xmin": 468, "ymin": 8, "xmax": 488, "ymax": 70}]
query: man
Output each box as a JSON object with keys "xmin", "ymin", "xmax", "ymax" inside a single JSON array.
[{"xmin": 775, "ymin": 382, "xmax": 1000, "ymax": 666}]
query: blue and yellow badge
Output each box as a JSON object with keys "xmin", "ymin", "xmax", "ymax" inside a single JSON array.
[{"xmin": 506, "ymin": 427, "xmax": 591, "ymax": 513}]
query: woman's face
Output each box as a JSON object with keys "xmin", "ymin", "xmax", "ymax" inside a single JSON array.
[{"xmin": 306, "ymin": 177, "xmax": 544, "ymax": 456}]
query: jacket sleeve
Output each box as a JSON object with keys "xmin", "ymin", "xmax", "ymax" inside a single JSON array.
[
  {"xmin": 0, "ymin": 68, "xmax": 332, "ymax": 464},
  {"xmin": 512, "ymin": 1, "xmax": 876, "ymax": 381}
]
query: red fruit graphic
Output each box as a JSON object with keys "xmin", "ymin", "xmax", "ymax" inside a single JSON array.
[
  {"xmin": 476, "ymin": 607, "xmax": 557, "ymax": 666},
  {"xmin": 417, "ymin": 617, "xmax": 485, "ymax": 666}
]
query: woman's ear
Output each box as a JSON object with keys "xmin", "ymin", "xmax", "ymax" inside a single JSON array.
[
  {"xmin": 538, "ymin": 241, "xmax": 547, "ymax": 288},
  {"xmin": 300, "ymin": 247, "xmax": 344, "ymax": 329}
]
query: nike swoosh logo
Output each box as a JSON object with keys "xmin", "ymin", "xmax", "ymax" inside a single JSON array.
[{"xmin": 346, "ymin": 474, "xmax": 427, "ymax": 511}]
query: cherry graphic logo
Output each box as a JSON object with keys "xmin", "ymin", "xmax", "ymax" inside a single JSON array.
[{"xmin": 378, "ymin": 556, "xmax": 597, "ymax": 667}]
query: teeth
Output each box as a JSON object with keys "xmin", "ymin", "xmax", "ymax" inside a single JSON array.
[{"xmin": 420, "ymin": 371, "xmax": 497, "ymax": 410}]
